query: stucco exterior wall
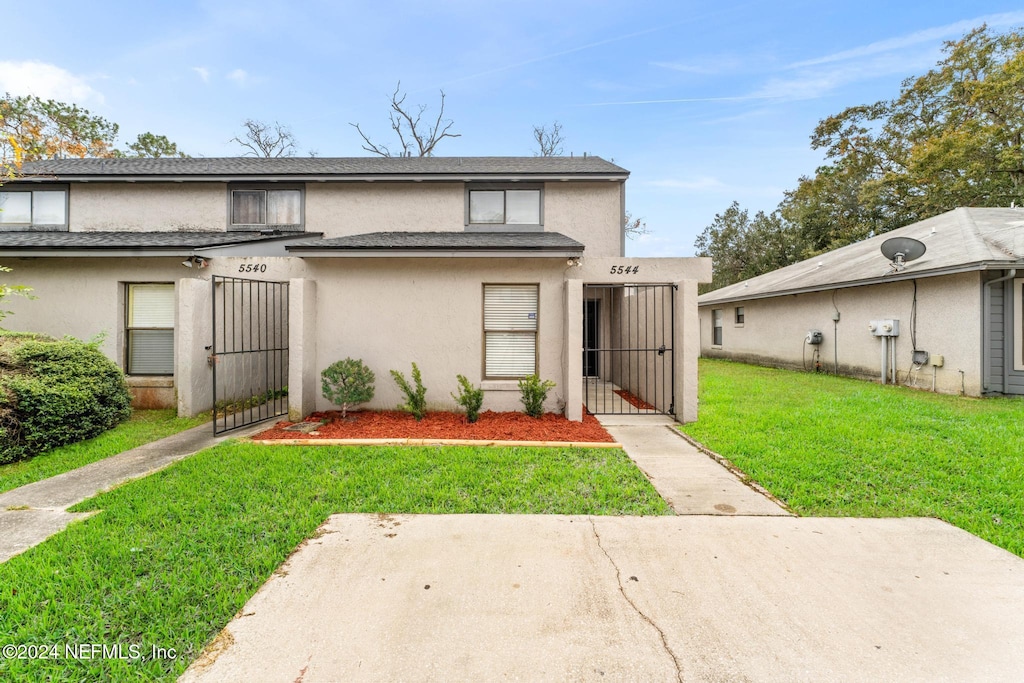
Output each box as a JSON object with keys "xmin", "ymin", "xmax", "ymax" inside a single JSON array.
[
  {"xmin": 303, "ymin": 257, "xmax": 570, "ymax": 414},
  {"xmin": 304, "ymin": 183, "xmax": 463, "ymax": 236},
  {"xmin": 698, "ymin": 272, "xmax": 984, "ymax": 396},
  {"xmin": 543, "ymin": 182, "xmax": 623, "ymax": 257},
  {"xmin": 70, "ymin": 183, "xmax": 227, "ymax": 232}
]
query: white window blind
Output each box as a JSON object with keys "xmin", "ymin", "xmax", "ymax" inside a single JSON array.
[
  {"xmin": 484, "ymin": 284, "xmax": 538, "ymax": 378},
  {"xmin": 127, "ymin": 284, "xmax": 174, "ymax": 375}
]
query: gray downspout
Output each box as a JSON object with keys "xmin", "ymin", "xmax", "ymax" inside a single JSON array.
[{"xmin": 982, "ymin": 269, "xmax": 1016, "ymax": 393}]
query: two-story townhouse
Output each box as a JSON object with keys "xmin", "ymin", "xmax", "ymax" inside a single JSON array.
[{"xmin": 0, "ymin": 157, "xmax": 710, "ymax": 430}]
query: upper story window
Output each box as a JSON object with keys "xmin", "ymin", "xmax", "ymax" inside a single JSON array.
[
  {"xmin": 229, "ymin": 184, "xmax": 303, "ymax": 231},
  {"xmin": 467, "ymin": 185, "xmax": 542, "ymax": 229},
  {"xmin": 0, "ymin": 187, "xmax": 68, "ymax": 230}
]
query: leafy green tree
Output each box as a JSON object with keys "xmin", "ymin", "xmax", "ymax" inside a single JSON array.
[
  {"xmin": 0, "ymin": 93, "xmax": 119, "ymax": 161},
  {"xmin": 117, "ymin": 132, "xmax": 189, "ymax": 158},
  {"xmin": 787, "ymin": 24, "xmax": 1024, "ymax": 249},
  {"xmin": 694, "ymin": 202, "xmax": 805, "ymax": 292}
]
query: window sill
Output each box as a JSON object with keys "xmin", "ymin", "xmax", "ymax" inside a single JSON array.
[
  {"xmin": 125, "ymin": 376, "xmax": 174, "ymax": 388},
  {"xmin": 228, "ymin": 225, "xmax": 304, "ymax": 232},
  {"xmin": 465, "ymin": 224, "xmax": 543, "ymax": 233}
]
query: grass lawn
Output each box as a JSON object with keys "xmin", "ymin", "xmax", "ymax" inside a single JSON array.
[
  {"xmin": 0, "ymin": 410, "xmax": 208, "ymax": 496},
  {"xmin": 0, "ymin": 442, "xmax": 669, "ymax": 681},
  {"xmin": 682, "ymin": 359, "xmax": 1024, "ymax": 557}
]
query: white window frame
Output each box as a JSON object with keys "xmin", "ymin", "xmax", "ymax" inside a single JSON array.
[
  {"xmin": 466, "ymin": 184, "xmax": 543, "ymax": 230},
  {"xmin": 125, "ymin": 283, "xmax": 175, "ymax": 376},
  {"xmin": 734, "ymin": 306, "xmax": 745, "ymax": 326},
  {"xmin": 483, "ymin": 283, "xmax": 539, "ymax": 379},
  {"xmin": 0, "ymin": 186, "xmax": 69, "ymax": 230},
  {"xmin": 1015, "ymin": 278, "xmax": 1023, "ymax": 372},
  {"xmin": 712, "ymin": 309, "xmax": 723, "ymax": 347},
  {"xmin": 227, "ymin": 183, "xmax": 304, "ymax": 231}
]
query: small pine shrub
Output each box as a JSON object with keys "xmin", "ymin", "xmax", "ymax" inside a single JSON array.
[
  {"xmin": 451, "ymin": 374, "xmax": 484, "ymax": 423},
  {"xmin": 321, "ymin": 358, "xmax": 375, "ymax": 418},
  {"xmin": 518, "ymin": 374, "xmax": 556, "ymax": 418},
  {"xmin": 0, "ymin": 333, "xmax": 132, "ymax": 464},
  {"xmin": 390, "ymin": 362, "xmax": 427, "ymax": 421}
]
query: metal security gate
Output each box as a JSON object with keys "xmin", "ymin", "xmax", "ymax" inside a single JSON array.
[
  {"xmin": 211, "ymin": 276, "xmax": 289, "ymax": 434},
  {"xmin": 583, "ymin": 284, "xmax": 675, "ymax": 416}
]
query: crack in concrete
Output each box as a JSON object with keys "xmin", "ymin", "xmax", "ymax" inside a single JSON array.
[{"xmin": 588, "ymin": 517, "xmax": 684, "ymax": 683}]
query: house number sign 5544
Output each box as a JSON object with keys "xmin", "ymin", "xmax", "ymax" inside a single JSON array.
[
  {"xmin": 237, "ymin": 264, "xmax": 268, "ymax": 273},
  {"xmin": 610, "ymin": 265, "xmax": 640, "ymax": 274}
]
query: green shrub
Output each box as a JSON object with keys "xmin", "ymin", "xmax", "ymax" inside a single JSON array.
[
  {"xmin": 321, "ymin": 358, "xmax": 375, "ymax": 418},
  {"xmin": 451, "ymin": 374, "xmax": 484, "ymax": 423},
  {"xmin": 518, "ymin": 374, "xmax": 556, "ymax": 418},
  {"xmin": 0, "ymin": 332, "xmax": 132, "ymax": 464},
  {"xmin": 390, "ymin": 362, "xmax": 427, "ymax": 421}
]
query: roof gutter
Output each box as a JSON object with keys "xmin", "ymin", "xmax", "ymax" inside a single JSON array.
[
  {"xmin": 12, "ymin": 173, "xmax": 629, "ymax": 184},
  {"xmin": 982, "ymin": 268, "xmax": 1017, "ymax": 393},
  {"xmin": 285, "ymin": 249, "xmax": 583, "ymax": 258},
  {"xmin": 698, "ymin": 260, "xmax": 1024, "ymax": 306}
]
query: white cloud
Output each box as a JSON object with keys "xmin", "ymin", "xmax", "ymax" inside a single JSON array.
[
  {"xmin": 0, "ymin": 61, "xmax": 103, "ymax": 104},
  {"xmin": 651, "ymin": 55, "xmax": 745, "ymax": 75},
  {"xmin": 227, "ymin": 68, "xmax": 248, "ymax": 85},
  {"xmin": 193, "ymin": 66, "xmax": 211, "ymax": 83},
  {"xmin": 789, "ymin": 11, "xmax": 1024, "ymax": 69}
]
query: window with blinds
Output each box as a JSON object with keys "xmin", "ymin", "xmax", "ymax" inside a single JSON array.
[
  {"xmin": 229, "ymin": 186, "xmax": 303, "ymax": 229},
  {"xmin": 126, "ymin": 284, "xmax": 175, "ymax": 375},
  {"xmin": 483, "ymin": 284, "xmax": 538, "ymax": 378}
]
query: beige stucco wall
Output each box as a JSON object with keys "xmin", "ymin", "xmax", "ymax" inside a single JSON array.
[
  {"xmin": 543, "ymin": 182, "xmax": 622, "ymax": 257},
  {"xmin": 70, "ymin": 183, "xmax": 227, "ymax": 232},
  {"xmin": 698, "ymin": 272, "xmax": 984, "ymax": 396},
  {"xmin": 60, "ymin": 180, "xmax": 625, "ymax": 256},
  {"xmin": 302, "ymin": 257, "xmax": 570, "ymax": 414},
  {"xmin": 304, "ymin": 183, "xmax": 463, "ymax": 235}
]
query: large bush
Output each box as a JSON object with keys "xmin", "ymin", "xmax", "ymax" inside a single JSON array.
[{"xmin": 0, "ymin": 331, "xmax": 132, "ymax": 464}]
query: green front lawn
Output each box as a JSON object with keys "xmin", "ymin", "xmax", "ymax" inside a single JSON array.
[
  {"xmin": 0, "ymin": 442, "xmax": 668, "ymax": 681},
  {"xmin": 0, "ymin": 410, "xmax": 208, "ymax": 496},
  {"xmin": 682, "ymin": 359, "xmax": 1024, "ymax": 556}
]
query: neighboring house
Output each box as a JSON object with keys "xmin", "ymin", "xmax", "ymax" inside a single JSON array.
[
  {"xmin": 698, "ymin": 207, "xmax": 1024, "ymax": 397},
  {"xmin": 0, "ymin": 157, "xmax": 710, "ymax": 429}
]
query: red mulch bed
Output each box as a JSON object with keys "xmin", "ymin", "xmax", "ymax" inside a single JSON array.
[
  {"xmin": 253, "ymin": 409, "xmax": 615, "ymax": 443},
  {"xmin": 613, "ymin": 389, "xmax": 658, "ymax": 411}
]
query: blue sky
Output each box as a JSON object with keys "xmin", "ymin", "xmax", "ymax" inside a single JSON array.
[{"xmin": 4, "ymin": 1, "xmax": 1022, "ymax": 256}]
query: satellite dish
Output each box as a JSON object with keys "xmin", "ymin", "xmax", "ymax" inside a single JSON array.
[{"xmin": 881, "ymin": 237, "xmax": 926, "ymax": 272}]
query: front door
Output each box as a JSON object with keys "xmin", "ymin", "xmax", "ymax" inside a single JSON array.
[{"xmin": 584, "ymin": 299, "xmax": 599, "ymax": 377}]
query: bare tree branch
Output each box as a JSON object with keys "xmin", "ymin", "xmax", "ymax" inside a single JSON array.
[
  {"xmin": 350, "ymin": 81, "xmax": 461, "ymax": 157},
  {"xmin": 532, "ymin": 122, "xmax": 564, "ymax": 156},
  {"xmin": 624, "ymin": 210, "xmax": 650, "ymax": 240},
  {"xmin": 230, "ymin": 119, "xmax": 298, "ymax": 158}
]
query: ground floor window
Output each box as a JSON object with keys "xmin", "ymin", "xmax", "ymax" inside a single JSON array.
[
  {"xmin": 126, "ymin": 283, "xmax": 175, "ymax": 375},
  {"xmin": 712, "ymin": 309, "xmax": 723, "ymax": 346},
  {"xmin": 483, "ymin": 284, "xmax": 538, "ymax": 378}
]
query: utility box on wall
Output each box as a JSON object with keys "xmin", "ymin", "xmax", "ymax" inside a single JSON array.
[{"xmin": 868, "ymin": 319, "xmax": 900, "ymax": 337}]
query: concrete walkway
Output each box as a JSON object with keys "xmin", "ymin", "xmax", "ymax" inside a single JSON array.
[
  {"xmin": 599, "ymin": 415, "xmax": 791, "ymax": 516},
  {"xmin": 0, "ymin": 421, "xmax": 266, "ymax": 563},
  {"xmin": 181, "ymin": 513, "xmax": 1024, "ymax": 682}
]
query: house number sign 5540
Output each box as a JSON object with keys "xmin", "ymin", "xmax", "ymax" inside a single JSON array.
[
  {"xmin": 609, "ymin": 265, "xmax": 640, "ymax": 274},
  {"xmin": 237, "ymin": 264, "xmax": 268, "ymax": 273}
]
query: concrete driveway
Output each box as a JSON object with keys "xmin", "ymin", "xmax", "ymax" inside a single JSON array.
[{"xmin": 181, "ymin": 514, "xmax": 1024, "ymax": 682}]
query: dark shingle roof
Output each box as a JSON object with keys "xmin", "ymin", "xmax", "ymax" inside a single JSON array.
[
  {"xmin": 0, "ymin": 230, "xmax": 309, "ymax": 251},
  {"xmin": 18, "ymin": 156, "xmax": 628, "ymax": 180},
  {"xmin": 286, "ymin": 231, "xmax": 584, "ymax": 253}
]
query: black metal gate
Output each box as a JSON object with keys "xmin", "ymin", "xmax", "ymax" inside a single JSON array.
[
  {"xmin": 583, "ymin": 284, "xmax": 675, "ymax": 415},
  {"xmin": 211, "ymin": 275, "xmax": 289, "ymax": 434}
]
